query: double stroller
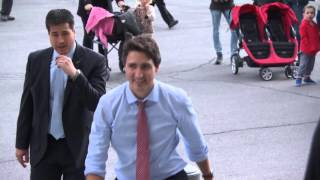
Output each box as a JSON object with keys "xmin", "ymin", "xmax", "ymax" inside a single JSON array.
[
  {"xmin": 86, "ymin": 6, "xmax": 142, "ymax": 79},
  {"xmin": 230, "ymin": 2, "xmax": 299, "ymax": 80}
]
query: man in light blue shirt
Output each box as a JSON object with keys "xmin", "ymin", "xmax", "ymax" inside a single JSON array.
[{"xmin": 85, "ymin": 35, "xmax": 214, "ymax": 180}]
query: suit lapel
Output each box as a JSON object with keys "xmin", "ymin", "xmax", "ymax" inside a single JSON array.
[
  {"xmin": 40, "ymin": 48, "xmax": 54, "ymax": 121},
  {"xmin": 63, "ymin": 44, "xmax": 84, "ymax": 106}
]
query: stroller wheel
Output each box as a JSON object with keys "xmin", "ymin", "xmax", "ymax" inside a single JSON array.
[
  {"xmin": 284, "ymin": 66, "xmax": 293, "ymax": 79},
  {"xmin": 231, "ymin": 54, "xmax": 239, "ymax": 75},
  {"xmin": 284, "ymin": 65, "xmax": 299, "ymax": 79},
  {"xmin": 106, "ymin": 67, "xmax": 110, "ymax": 81},
  {"xmin": 118, "ymin": 41, "xmax": 125, "ymax": 73},
  {"xmin": 259, "ymin": 67, "xmax": 272, "ymax": 81},
  {"xmin": 291, "ymin": 66, "xmax": 299, "ymax": 79},
  {"xmin": 119, "ymin": 60, "xmax": 125, "ymax": 73}
]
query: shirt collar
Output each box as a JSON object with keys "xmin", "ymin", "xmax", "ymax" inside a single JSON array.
[
  {"xmin": 125, "ymin": 80, "xmax": 159, "ymax": 105},
  {"xmin": 52, "ymin": 42, "xmax": 76, "ymax": 61}
]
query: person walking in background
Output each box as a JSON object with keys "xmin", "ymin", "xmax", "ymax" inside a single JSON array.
[
  {"xmin": 85, "ymin": 35, "xmax": 214, "ymax": 180},
  {"xmin": 210, "ymin": 0, "xmax": 237, "ymax": 65},
  {"xmin": 295, "ymin": 5, "xmax": 320, "ymax": 87},
  {"xmin": 1, "ymin": 0, "xmax": 14, "ymax": 21},
  {"xmin": 134, "ymin": 0, "xmax": 156, "ymax": 35},
  {"xmin": 151, "ymin": 0, "xmax": 178, "ymax": 29},
  {"xmin": 15, "ymin": 9, "xmax": 108, "ymax": 180},
  {"xmin": 77, "ymin": 0, "xmax": 125, "ymax": 55}
]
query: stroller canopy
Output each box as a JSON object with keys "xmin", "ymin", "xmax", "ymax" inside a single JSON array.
[
  {"xmin": 231, "ymin": 4, "xmax": 265, "ymax": 41},
  {"xmin": 231, "ymin": 4, "xmax": 261, "ymax": 29},
  {"xmin": 86, "ymin": 7, "xmax": 115, "ymax": 48},
  {"xmin": 260, "ymin": 2, "xmax": 298, "ymax": 38}
]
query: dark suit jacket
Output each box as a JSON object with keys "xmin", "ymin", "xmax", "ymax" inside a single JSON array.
[{"xmin": 15, "ymin": 44, "xmax": 108, "ymax": 168}]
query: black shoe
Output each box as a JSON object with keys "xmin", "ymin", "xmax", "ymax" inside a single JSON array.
[
  {"xmin": 215, "ymin": 53, "xmax": 223, "ymax": 65},
  {"xmin": 0, "ymin": 15, "xmax": 7, "ymax": 21},
  {"xmin": 168, "ymin": 20, "xmax": 178, "ymax": 29},
  {"xmin": 1, "ymin": 15, "xmax": 14, "ymax": 21},
  {"xmin": 304, "ymin": 77, "xmax": 316, "ymax": 84},
  {"xmin": 7, "ymin": 16, "xmax": 15, "ymax": 21}
]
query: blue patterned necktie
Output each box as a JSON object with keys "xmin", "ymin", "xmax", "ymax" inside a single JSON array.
[{"xmin": 49, "ymin": 55, "xmax": 66, "ymax": 139}]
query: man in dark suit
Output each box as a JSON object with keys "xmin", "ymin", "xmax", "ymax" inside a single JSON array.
[
  {"xmin": 77, "ymin": 0, "xmax": 125, "ymax": 55},
  {"xmin": 15, "ymin": 9, "xmax": 108, "ymax": 180}
]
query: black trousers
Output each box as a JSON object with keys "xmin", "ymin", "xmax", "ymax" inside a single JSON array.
[
  {"xmin": 1, "ymin": 0, "xmax": 13, "ymax": 15},
  {"xmin": 153, "ymin": 0, "xmax": 175, "ymax": 26},
  {"xmin": 115, "ymin": 170, "xmax": 188, "ymax": 180},
  {"xmin": 30, "ymin": 135, "xmax": 85, "ymax": 180},
  {"xmin": 165, "ymin": 170, "xmax": 188, "ymax": 180}
]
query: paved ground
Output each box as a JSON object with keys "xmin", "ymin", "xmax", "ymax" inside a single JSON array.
[{"xmin": 1, "ymin": 0, "xmax": 320, "ymax": 179}]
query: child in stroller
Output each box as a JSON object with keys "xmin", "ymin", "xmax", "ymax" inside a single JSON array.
[
  {"xmin": 86, "ymin": 6, "xmax": 142, "ymax": 79},
  {"xmin": 230, "ymin": 2, "xmax": 299, "ymax": 80}
]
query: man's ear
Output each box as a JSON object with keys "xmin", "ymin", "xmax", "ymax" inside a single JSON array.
[{"xmin": 155, "ymin": 65, "xmax": 160, "ymax": 73}]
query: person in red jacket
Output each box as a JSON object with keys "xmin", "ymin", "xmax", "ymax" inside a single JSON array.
[{"xmin": 296, "ymin": 5, "xmax": 320, "ymax": 87}]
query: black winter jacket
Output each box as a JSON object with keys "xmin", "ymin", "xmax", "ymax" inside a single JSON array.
[{"xmin": 209, "ymin": 0, "xmax": 234, "ymax": 11}]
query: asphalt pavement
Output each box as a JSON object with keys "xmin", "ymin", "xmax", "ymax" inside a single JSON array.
[{"xmin": 1, "ymin": 0, "xmax": 320, "ymax": 179}]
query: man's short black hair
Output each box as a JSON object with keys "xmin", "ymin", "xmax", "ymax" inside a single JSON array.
[
  {"xmin": 45, "ymin": 9, "xmax": 74, "ymax": 32},
  {"xmin": 122, "ymin": 35, "xmax": 161, "ymax": 67}
]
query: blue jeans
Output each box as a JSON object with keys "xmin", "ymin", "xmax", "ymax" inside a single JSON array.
[
  {"xmin": 210, "ymin": 9, "xmax": 238, "ymax": 56},
  {"xmin": 297, "ymin": 53, "xmax": 315, "ymax": 78}
]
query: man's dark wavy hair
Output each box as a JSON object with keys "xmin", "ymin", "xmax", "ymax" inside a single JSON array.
[
  {"xmin": 122, "ymin": 35, "xmax": 161, "ymax": 67},
  {"xmin": 45, "ymin": 9, "xmax": 74, "ymax": 32}
]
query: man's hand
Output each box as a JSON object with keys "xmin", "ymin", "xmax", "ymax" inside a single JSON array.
[
  {"xmin": 86, "ymin": 174, "xmax": 104, "ymax": 180},
  {"xmin": 16, "ymin": 148, "xmax": 29, "ymax": 168},
  {"xmin": 84, "ymin": 4, "xmax": 93, "ymax": 11},
  {"xmin": 55, "ymin": 55, "xmax": 77, "ymax": 79},
  {"xmin": 196, "ymin": 159, "xmax": 214, "ymax": 180}
]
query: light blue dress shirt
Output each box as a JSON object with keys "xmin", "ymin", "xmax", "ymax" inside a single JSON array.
[
  {"xmin": 85, "ymin": 80, "xmax": 208, "ymax": 180},
  {"xmin": 49, "ymin": 43, "xmax": 76, "ymax": 139}
]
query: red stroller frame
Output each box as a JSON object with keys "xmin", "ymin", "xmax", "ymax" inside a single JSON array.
[{"xmin": 230, "ymin": 2, "xmax": 299, "ymax": 80}]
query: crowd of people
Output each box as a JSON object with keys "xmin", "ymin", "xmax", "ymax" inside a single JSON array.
[
  {"xmin": 14, "ymin": 1, "xmax": 212, "ymax": 179},
  {"xmin": 8, "ymin": 0, "xmax": 320, "ymax": 180}
]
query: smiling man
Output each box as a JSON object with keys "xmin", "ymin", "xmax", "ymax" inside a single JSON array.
[
  {"xmin": 85, "ymin": 35, "xmax": 214, "ymax": 180},
  {"xmin": 15, "ymin": 9, "xmax": 108, "ymax": 180}
]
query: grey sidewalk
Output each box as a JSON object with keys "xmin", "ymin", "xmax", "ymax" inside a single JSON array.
[{"xmin": 1, "ymin": 0, "xmax": 320, "ymax": 179}]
